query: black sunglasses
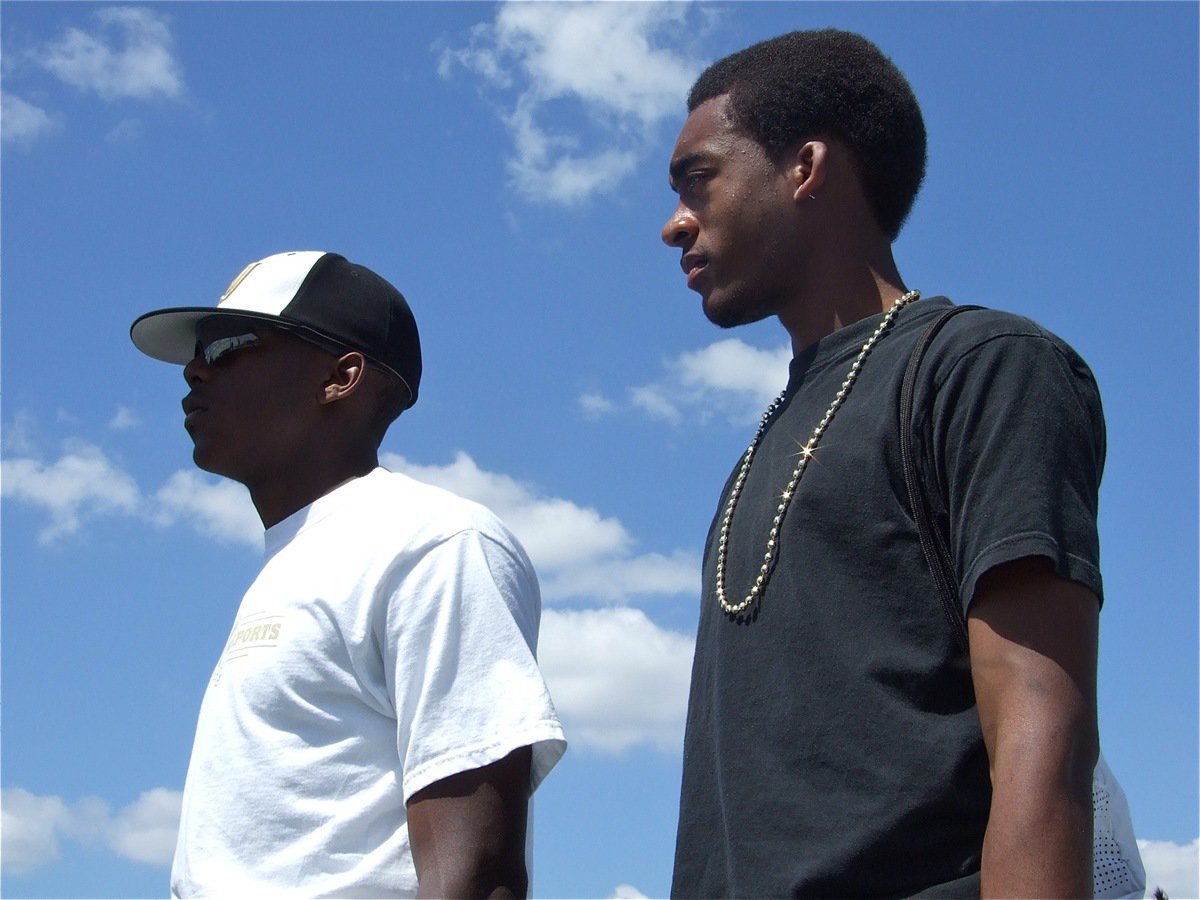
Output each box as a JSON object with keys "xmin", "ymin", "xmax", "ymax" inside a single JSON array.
[{"xmin": 194, "ymin": 327, "xmax": 355, "ymax": 367}]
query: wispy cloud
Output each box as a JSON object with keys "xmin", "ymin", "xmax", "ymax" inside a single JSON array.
[
  {"xmin": 152, "ymin": 470, "xmax": 262, "ymax": 549},
  {"xmin": 1, "ymin": 441, "xmax": 260, "ymax": 549},
  {"xmin": 0, "ymin": 92, "xmax": 59, "ymax": 146},
  {"xmin": 3, "ymin": 435, "xmax": 697, "ymax": 603},
  {"xmin": 0, "ymin": 787, "xmax": 181, "ymax": 876},
  {"xmin": 586, "ymin": 338, "xmax": 792, "ymax": 428},
  {"xmin": 108, "ymin": 405, "xmax": 142, "ymax": 431},
  {"xmin": 2, "ymin": 6, "xmax": 184, "ymax": 147},
  {"xmin": 1139, "ymin": 838, "xmax": 1199, "ymax": 899},
  {"xmin": 34, "ymin": 7, "xmax": 184, "ymax": 102},
  {"xmin": 578, "ymin": 392, "xmax": 616, "ymax": 420},
  {"xmin": 106, "ymin": 788, "xmax": 183, "ymax": 866},
  {"xmin": 0, "ymin": 790, "xmax": 75, "ymax": 876},
  {"xmin": 383, "ymin": 451, "xmax": 699, "ymax": 602},
  {"xmin": 610, "ymin": 884, "xmax": 649, "ymax": 899},
  {"xmin": 540, "ymin": 607, "xmax": 693, "ymax": 754},
  {"xmin": 1, "ymin": 411, "xmax": 42, "ymax": 456},
  {"xmin": 1, "ymin": 443, "xmax": 141, "ymax": 544},
  {"xmin": 439, "ymin": 1, "xmax": 703, "ymax": 205},
  {"xmin": 543, "ymin": 550, "xmax": 699, "ymax": 604}
]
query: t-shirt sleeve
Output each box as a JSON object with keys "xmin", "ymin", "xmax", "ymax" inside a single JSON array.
[
  {"xmin": 925, "ymin": 320, "xmax": 1107, "ymax": 612},
  {"xmin": 380, "ymin": 527, "xmax": 566, "ymax": 803}
]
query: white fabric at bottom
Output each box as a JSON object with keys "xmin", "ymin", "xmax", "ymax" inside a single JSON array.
[
  {"xmin": 170, "ymin": 468, "xmax": 566, "ymax": 897},
  {"xmin": 1093, "ymin": 752, "xmax": 1146, "ymax": 899}
]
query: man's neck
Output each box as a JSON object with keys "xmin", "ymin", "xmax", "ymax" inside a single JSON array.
[
  {"xmin": 779, "ymin": 248, "xmax": 908, "ymax": 356},
  {"xmin": 248, "ymin": 453, "xmax": 379, "ymax": 530}
]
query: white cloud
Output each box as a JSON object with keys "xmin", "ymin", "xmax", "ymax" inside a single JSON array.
[
  {"xmin": 1, "ymin": 411, "xmax": 41, "ymax": 455},
  {"xmin": 540, "ymin": 607, "xmax": 693, "ymax": 753},
  {"xmin": 386, "ymin": 450, "xmax": 629, "ymax": 566},
  {"xmin": 578, "ymin": 391, "xmax": 616, "ymax": 420},
  {"xmin": 513, "ymin": 142, "xmax": 638, "ymax": 208},
  {"xmin": 0, "ymin": 439, "xmax": 260, "ymax": 548},
  {"xmin": 0, "ymin": 92, "xmax": 59, "ymax": 146},
  {"xmin": 486, "ymin": 2, "xmax": 695, "ymax": 121},
  {"xmin": 152, "ymin": 470, "xmax": 261, "ymax": 549},
  {"xmin": 107, "ymin": 788, "xmax": 183, "ymax": 866},
  {"xmin": 0, "ymin": 788, "xmax": 181, "ymax": 875},
  {"xmin": 630, "ymin": 384, "xmax": 684, "ymax": 427},
  {"xmin": 590, "ymin": 338, "xmax": 791, "ymax": 428},
  {"xmin": 0, "ymin": 789, "xmax": 72, "ymax": 876},
  {"xmin": 672, "ymin": 339, "xmax": 791, "ymax": 403},
  {"xmin": 3, "ymin": 434, "xmax": 695, "ymax": 598},
  {"xmin": 36, "ymin": 6, "xmax": 184, "ymax": 102},
  {"xmin": 382, "ymin": 451, "xmax": 699, "ymax": 602},
  {"xmin": 440, "ymin": 1, "xmax": 702, "ymax": 205},
  {"xmin": 541, "ymin": 550, "xmax": 697, "ymax": 604},
  {"xmin": 610, "ymin": 885, "xmax": 649, "ymax": 899},
  {"xmin": 1139, "ymin": 838, "xmax": 1199, "ymax": 899},
  {"xmin": 108, "ymin": 405, "xmax": 141, "ymax": 430},
  {"xmin": 0, "ymin": 443, "xmax": 141, "ymax": 544}
]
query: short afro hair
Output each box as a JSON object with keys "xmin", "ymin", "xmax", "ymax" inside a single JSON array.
[{"xmin": 688, "ymin": 29, "xmax": 926, "ymax": 241}]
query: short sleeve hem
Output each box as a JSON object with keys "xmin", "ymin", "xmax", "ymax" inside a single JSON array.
[
  {"xmin": 961, "ymin": 531, "xmax": 1104, "ymax": 614},
  {"xmin": 403, "ymin": 724, "xmax": 567, "ymax": 803}
]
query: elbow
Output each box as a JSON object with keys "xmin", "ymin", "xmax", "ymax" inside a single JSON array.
[
  {"xmin": 492, "ymin": 863, "xmax": 529, "ymax": 900},
  {"xmin": 472, "ymin": 856, "xmax": 528, "ymax": 900},
  {"xmin": 421, "ymin": 856, "xmax": 528, "ymax": 899},
  {"xmin": 1065, "ymin": 721, "xmax": 1099, "ymax": 798}
]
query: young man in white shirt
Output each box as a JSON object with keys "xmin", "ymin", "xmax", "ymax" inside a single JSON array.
[{"xmin": 132, "ymin": 250, "xmax": 565, "ymax": 898}]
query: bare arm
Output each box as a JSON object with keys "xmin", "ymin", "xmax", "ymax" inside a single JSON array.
[
  {"xmin": 967, "ymin": 555, "xmax": 1099, "ymax": 898},
  {"xmin": 407, "ymin": 746, "xmax": 532, "ymax": 899}
]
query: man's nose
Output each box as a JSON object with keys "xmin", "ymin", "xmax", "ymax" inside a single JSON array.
[
  {"xmin": 661, "ymin": 205, "xmax": 698, "ymax": 247},
  {"xmin": 183, "ymin": 345, "xmax": 210, "ymax": 386}
]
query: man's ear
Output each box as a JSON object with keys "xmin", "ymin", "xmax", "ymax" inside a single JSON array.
[
  {"xmin": 787, "ymin": 140, "xmax": 828, "ymax": 203},
  {"xmin": 320, "ymin": 352, "xmax": 367, "ymax": 405}
]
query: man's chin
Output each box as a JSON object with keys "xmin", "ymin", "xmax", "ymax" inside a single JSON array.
[
  {"xmin": 191, "ymin": 446, "xmax": 235, "ymax": 481},
  {"xmin": 703, "ymin": 292, "xmax": 768, "ymax": 330},
  {"xmin": 702, "ymin": 294, "xmax": 734, "ymax": 328}
]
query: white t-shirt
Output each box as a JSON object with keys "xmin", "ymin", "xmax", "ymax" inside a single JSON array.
[{"xmin": 171, "ymin": 468, "xmax": 566, "ymax": 898}]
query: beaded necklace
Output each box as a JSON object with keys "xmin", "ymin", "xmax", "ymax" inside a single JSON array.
[{"xmin": 714, "ymin": 290, "xmax": 921, "ymax": 615}]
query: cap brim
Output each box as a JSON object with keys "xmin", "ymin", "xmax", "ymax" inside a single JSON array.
[{"xmin": 130, "ymin": 307, "xmax": 291, "ymax": 365}]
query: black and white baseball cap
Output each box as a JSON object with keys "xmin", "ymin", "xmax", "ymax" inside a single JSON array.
[{"xmin": 130, "ymin": 251, "xmax": 421, "ymax": 409}]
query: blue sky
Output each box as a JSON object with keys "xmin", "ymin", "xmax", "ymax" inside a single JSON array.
[{"xmin": 1, "ymin": 2, "xmax": 1196, "ymax": 897}]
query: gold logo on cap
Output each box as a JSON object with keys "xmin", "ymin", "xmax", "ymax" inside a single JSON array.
[{"xmin": 220, "ymin": 261, "xmax": 260, "ymax": 303}]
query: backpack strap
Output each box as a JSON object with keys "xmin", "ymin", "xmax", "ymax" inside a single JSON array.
[
  {"xmin": 899, "ymin": 305, "xmax": 983, "ymax": 653},
  {"xmin": 899, "ymin": 304, "xmax": 1137, "ymax": 889}
]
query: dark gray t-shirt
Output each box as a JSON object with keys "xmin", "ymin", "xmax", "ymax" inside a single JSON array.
[{"xmin": 671, "ymin": 297, "xmax": 1105, "ymax": 898}]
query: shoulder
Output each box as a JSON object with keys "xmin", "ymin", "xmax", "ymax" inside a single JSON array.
[
  {"xmin": 344, "ymin": 468, "xmax": 531, "ymax": 562},
  {"xmin": 351, "ymin": 469, "xmax": 541, "ymax": 618},
  {"xmin": 914, "ymin": 300, "xmax": 1098, "ymax": 394},
  {"xmin": 923, "ymin": 300, "xmax": 1089, "ymax": 361},
  {"xmin": 903, "ymin": 301, "xmax": 1106, "ymax": 460}
]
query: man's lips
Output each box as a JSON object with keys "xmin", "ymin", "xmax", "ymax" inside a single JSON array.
[
  {"xmin": 182, "ymin": 396, "xmax": 207, "ymax": 430},
  {"xmin": 681, "ymin": 253, "xmax": 707, "ymax": 287}
]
